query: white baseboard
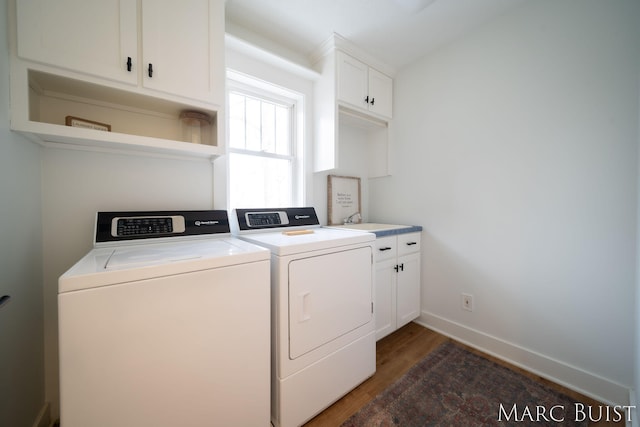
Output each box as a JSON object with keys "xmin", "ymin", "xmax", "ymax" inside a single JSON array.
[
  {"xmin": 418, "ymin": 311, "xmax": 630, "ymax": 407},
  {"xmin": 31, "ymin": 402, "xmax": 50, "ymax": 427}
]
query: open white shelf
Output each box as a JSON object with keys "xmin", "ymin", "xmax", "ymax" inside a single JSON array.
[{"xmin": 12, "ymin": 68, "xmax": 224, "ymax": 160}]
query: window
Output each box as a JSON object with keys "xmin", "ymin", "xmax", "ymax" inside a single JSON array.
[{"xmin": 227, "ymin": 78, "xmax": 302, "ymax": 209}]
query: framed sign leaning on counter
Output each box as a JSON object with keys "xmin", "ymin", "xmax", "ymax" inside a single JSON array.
[{"xmin": 327, "ymin": 175, "xmax": 361, "ymax": 225}]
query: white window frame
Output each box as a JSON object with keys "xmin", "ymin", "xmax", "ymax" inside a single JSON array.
[{"xmin": 226, "ymin": 70, "xmax": 304, "ymax": 208}]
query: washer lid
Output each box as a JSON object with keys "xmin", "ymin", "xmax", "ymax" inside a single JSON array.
[
  {"xmin": 105, "ymin": 241, "xmax": 213, "ymax": 270},
  {"xmin": 59, "ymin": 238, "xmax": 269, "ymax": 293}
]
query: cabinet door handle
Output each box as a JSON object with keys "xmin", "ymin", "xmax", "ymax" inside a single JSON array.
[
  {"xmin": 364, "ymin": 95, "xmax": 369, "ymax": 104},
  {"xmin": 406, "ymin": 242, "xmax": 417, "ymax": 246},
  {"xmin": 379, "ymin": 247, "xmax": 392, "ymax": 251},
  {"xmin": 370, "ymin": 97, "xmax": 375, "ymax": 105},
  {"xmin": 148, "ymin": 63, "xmax": 153, "ymax": 78},
  {"xmin": 126, "ymin": 57, "xmax": 132, "ymax": 72}
]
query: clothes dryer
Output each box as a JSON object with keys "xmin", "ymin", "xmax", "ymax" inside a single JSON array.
[{"xmin": 231, "ymin": 207, "xmax": 376, "ymax": 427}]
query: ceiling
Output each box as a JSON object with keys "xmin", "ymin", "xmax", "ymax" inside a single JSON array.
[{"xmin": 225, "ymin": 0, "xmax": 528, "ymax": 71}]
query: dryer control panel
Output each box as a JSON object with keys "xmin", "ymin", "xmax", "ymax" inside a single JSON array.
[
  {"xmin": 233, "ymin": 207, "xmax": 319, "ymax": 232},
  {"xmin": 245, "ymin": 211, "xmax": 289, "ymax": 227}
]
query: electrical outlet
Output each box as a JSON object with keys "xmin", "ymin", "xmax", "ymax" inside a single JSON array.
[{"xmin": 462, "ymin": 293, "xmax": 473, "ymax": 312}]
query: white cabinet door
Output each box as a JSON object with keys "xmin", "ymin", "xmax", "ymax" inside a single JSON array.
[
  {"xmin": 336, "ymin": 51, "xmax": 369, "ymax": 110},
  {"xmin": 396, "ymin": 252, "xmax": 421, "ymax": 329},
  {"xmin": 16, "ymin": 0, "xmax": 138, "ymax": 85},
  {"xmin": 375, "ymin": 258, "xmax": 397, "ymax": 341},
  {"xmin": 368, "ymin": 68, "xmax": 393, "ymax": 118},
  {"xmin": 373, "ymin": 232, "xmax": 421, "ymax": 340},
  {"xmin": 141, "ymin": 0, "xmax": 223, "ymax": 104}
]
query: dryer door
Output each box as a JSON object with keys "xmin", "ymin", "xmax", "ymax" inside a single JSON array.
[{"xmin": 288, "ymin": 246, "xmax": 372, "ymax": 359}]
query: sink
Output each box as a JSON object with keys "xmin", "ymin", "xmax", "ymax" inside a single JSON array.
[{"xmin": 331, "ymin": 223, "xmax": 409, "ymax": 232}]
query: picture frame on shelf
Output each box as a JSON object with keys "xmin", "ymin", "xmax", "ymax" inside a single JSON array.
[{"xmin": 65, "ymin": 116, "xmax": 111, "ymax": 132}]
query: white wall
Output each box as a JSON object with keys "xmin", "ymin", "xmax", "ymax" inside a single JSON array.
[
  {"xmin": 0, "ymin": 0, "xmax": 46, "ymax": 425},
  {"xmin": 41, "ymin": 149, "xmax": 215, "ymax": 419},
  {"xmin": 370, "ymin": 0, "xmax": 640, "ymax": 404},
  {"xmin": 314, "ymin": 122, "xmax": 373, "ymax": 224}
]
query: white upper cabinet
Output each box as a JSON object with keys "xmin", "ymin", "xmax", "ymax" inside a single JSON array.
[
  {"xmin": 140, "ymin": 0, "xmax": 223, "ymax": 104},
  {"xmin": 16, "ymin": 0, "xmax": 138, "ymax": 85},
  {"xmin": 11, "ymin": 0, "xmax": 225, "ymax": 158},
  {"xmin": 336, "ymin": 53, "xmax": 368, "ymax": 110},
  {"xmin": 16, "ymin": 0, "xmax": 223, "ymax": 105},
  {"xmin": 313, "ymin": 44, "xmax": 393, "ymax": 176},
  {"xmin": 336, "ymin": 51, "xmax": 393, "ymax": 119},
  {"xmin": 367, "ymin": 68, "xmax": 393, "ymax": 118}
]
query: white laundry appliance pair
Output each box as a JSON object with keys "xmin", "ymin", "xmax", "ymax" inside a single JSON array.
[
  {"xmin": 231, "ymin": 207, "xmax": 377, "ymax": 427},
  {"xmin": 58, "ymin": 210, "xmax": 271, "ymax": 427}
]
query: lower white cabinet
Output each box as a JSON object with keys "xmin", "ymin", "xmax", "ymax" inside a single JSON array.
[{"xmin": 374, "ymin": 232, "xmax": 421, "ymax": 340}]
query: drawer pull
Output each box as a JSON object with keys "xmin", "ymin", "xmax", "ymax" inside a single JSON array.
[
  {"xmin": 406, "ymin": 242, "xmax": 417, "ymax": 246},
  {"xmin": 379, "ymin": 247, "xmax": 392, "ymax": 251}
]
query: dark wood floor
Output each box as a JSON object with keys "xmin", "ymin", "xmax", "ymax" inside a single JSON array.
[{"xmin": 303, "ymin": 322, "xmax": 624, "ymax": 426}]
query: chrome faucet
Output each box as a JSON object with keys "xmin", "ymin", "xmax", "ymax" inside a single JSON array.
[{"xmin": 344, "ymin": 212, "xmax": 362, "ymax": 224}]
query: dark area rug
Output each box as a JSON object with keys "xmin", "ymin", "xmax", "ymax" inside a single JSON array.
[{"xmin": 342, "ymin": 341, "xmax": 588, "ymax": 426}]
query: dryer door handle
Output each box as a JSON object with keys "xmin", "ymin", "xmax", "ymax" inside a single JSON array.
[{"xmin": 299, "ymin": 292, "xmax": 311, "ymax": 322}]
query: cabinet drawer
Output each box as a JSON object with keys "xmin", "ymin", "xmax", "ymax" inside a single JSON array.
[
  {"xmin": 374, "ymin": 236, "xmax": 397, "ymax": 261},
  {"xmin": 398, "ymin": 232, "xmax": 421, "ymax": 256}
]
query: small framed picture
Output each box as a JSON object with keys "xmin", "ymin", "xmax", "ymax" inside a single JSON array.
[
  {"xmin": 328, "ymin": 175, "xmax": 361, "ymax": 225},
  {"xmin": 65, "ymin": 116, "xmax": 111, "ymax": 132}
]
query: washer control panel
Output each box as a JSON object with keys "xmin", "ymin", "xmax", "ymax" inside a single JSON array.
[
  {"xmin": 95, "ymin": 210, "xmax": 230, "ymax": 244},
  {"xmin": 112, "ymin": 215, "xmax": 186, "ymax": 237}
]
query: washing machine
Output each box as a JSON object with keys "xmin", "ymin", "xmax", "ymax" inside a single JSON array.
[
  {"xmin": 58, "ymin": 210, "xmax": 271, "ymax": 427},
  {"xmin": 231, "ymin": 207, "xmax": 376, "ymax": 427}
]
